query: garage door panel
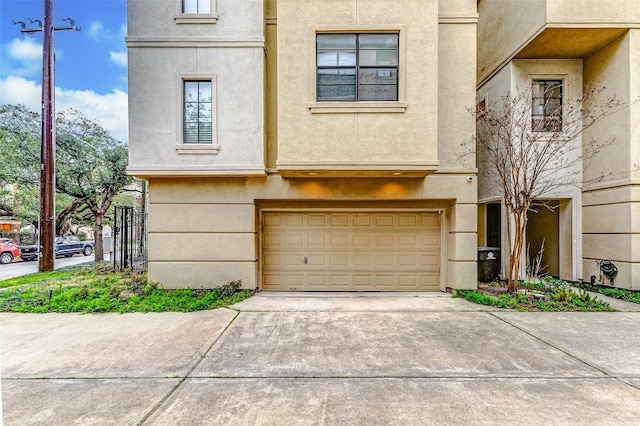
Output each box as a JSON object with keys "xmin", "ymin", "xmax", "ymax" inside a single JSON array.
[
  {"xmin": 262, "ymin": 211, "xmax": 441, "ymax": 291},
  {"xmin": 308, "ymin": 214, "xmax": 327, "ymax": 226},
  {"xmin": 284, "ymin": 214, "xmax": 304, "ymax": 226},
  {"xmin": 330, "ymin": 214, "xmax": 350, "ymax": 226},
  {"xmin": 330, "ymin": 234, "xmax": 349, "ymax": 247}
]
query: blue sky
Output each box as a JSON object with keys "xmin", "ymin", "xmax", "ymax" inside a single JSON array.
[{"xmin": 0, "ymin": 0, "xmax": 128, "ymax": 141}]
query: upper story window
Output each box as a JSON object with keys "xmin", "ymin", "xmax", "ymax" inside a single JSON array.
[
  {"xmin": 531, "ymin": 79, "xmax": 562, "ymax": 132},
  {"xmin": 316, "ymin": 33, "xmax": 399, "ymax": 102},
  {"xmin": 184, "ymin": 81, "xmax": 212, "ymax": 144},
  {"xmin": 183, "ymin": 0, "xmax": 211, "ymax": 14}
]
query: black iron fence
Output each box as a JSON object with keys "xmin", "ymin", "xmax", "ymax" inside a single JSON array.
[{"xmin": 113, "ymin": 205, "xmax": 148, "ymax": 272}]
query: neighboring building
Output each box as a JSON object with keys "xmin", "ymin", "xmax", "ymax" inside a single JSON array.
[
  {"xmin": 477, "ymin": 0, "xmax": 640, "ymax": 289},
  {"xmin": 127, "ymin": 0, "xmax": 479, "ymax": 291}
]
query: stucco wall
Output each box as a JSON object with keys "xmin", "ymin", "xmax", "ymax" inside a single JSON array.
[
  {"xmin": 582, "ymin": 30, "xmax": 640, "ymax": 290},
  {"xmin": 127, "ymin": 0, "xmax": 265, "ymax": 176},
  {"xmin": 547, "ymin": 0, "xmax": 640, "ymax": 23},
  {"xmin": 147, "ymin": 175, "xmax": 478, "ymax": 290},
  {"xmin": 438, "ymin": 0, "xmax": 477, "ymax": 169},
  {"xmin": 276, "ymin": 0, "xmax": 439, "ymax": 171},
  {"xmin": 477, "ymin": 0, "xmax": 546, "ymax": 83}
]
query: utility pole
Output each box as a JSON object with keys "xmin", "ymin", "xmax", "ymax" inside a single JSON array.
[{"xmin": 13, "ymin": 0, "xmax": 80, "ymax": 271}]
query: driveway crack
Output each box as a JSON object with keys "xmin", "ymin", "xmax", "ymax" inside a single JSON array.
[
  {"xmin": 488, "ymin": 312, "xmax": 630, "ymax": 386},
  {"xmin": 136, "ymin": 309, "xmax": 241, "ymax": 425}
]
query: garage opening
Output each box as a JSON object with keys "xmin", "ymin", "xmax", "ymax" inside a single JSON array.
[{"xmin": 261, "ymin": 211, "xmax": 441, "ymax": 291}]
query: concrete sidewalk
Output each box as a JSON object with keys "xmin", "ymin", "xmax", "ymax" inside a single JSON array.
[{"xmin": 2, "ymin": 292, "xmax": 640, "ymax": 425}]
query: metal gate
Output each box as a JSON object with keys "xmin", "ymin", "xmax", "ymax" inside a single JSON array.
[{"xmin": 113, "ymin": 206, "xmax": 147, "ymax": 272}]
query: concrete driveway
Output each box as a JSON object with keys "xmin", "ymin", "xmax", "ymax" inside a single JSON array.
[{"xmin": 2, "ymin": 292, "xmax": 640, "ymax": 425}]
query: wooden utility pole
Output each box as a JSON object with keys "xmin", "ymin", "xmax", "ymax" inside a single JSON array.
[
  {"xmin": 13, "ymin": 0, "xmax": 80, "ymax": 271},
  {"xmin": 40, "ymin": 0, "xmax": 55, "ymax": 272}
]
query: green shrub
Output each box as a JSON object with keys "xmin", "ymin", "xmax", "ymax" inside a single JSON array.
[
  {"xmin": 0, "ymin": 266, "xmax": 251, "ymax": 313},
  {"xmin": 578, "ymin": 283, "xmax": 640, "ymax": 304}
]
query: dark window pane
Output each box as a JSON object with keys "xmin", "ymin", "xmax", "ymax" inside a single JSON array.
[
  {"xmin": 318, "ymin": 68, "xmax": 356, "ymax": 85},
  {"xmin": 358, "ymin": 68, "xmax": 397, "ymax": 85},
  {"xmin": 184, "ymin": 123, "xmax": 199, "ymax": 143},
  {"xmin": 547, "ymin": 83, "xmax": 562, "ymax": 98},
  {"xmin": 531, "ymin": 79, "xmax": 562, "ymax": 132},
  {"xmin": 316, "ymin": 33, "xmax": 399, "ymax": 102},
  {"xmin": 198, "ymin": 122, "xmax": 212, "ymax": 143},
  {"xmin": 318, "ymin": 85, "xmax": 356, "ymax": 101},
  {"xmin": 358, "ymin": 84, "xmax": 397, "ymax": 101},
  {"xmin": 545, "ymin": 98, "xmax": 561, "ymax": 115}
]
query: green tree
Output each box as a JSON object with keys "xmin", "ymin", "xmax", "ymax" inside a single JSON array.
[{"xmin": 0, "ymin": 104, "xmax": 133, "ymax": 261}]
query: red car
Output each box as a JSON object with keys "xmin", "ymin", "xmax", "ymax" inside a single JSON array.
[{"xmin": 0, "ymin": 238, "xmax": 21, "ymax": 264}]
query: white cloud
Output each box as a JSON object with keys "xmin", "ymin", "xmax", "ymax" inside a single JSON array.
[
  {"xmin": 110, "ymin": 51, "xmax": 128, "ymax": 67},
  {"xmin": 0, "ymin": 76, "xmax": 129, "ymax": 142},
  {"xmin": 7, "ymin": 38, "xmax": 42, "ymax": 62},
  {"xmin": 88, "ymin": 20, "xmax": 127, "ymax": 43},
  {"xmin": 88, "ymin": 21, "xmax": 105, "ymax": 39},
  {"xmin": 1, "ymin": 38, "xmax": 42, "ymax": 77},
  {"xmin": 0, "ymin": 76, "xmax": 41, "ymax": 110}
]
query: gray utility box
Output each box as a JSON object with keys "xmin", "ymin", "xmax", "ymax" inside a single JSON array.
[{"xmin": 478, "ymin": 247, "xmax": 500, "ymax": 283}]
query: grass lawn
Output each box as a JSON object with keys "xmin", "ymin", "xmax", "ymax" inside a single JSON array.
[
  {"xmin": 455, "ymin": 276, "xmax": 616, "ymax": 312},
  {"xmin": 577, "ymin": 282, "xmax": 640, "ymax": 304},
  {"xmin": 0, "ymin": 264, "xmax": 252, "ymax": 313}
]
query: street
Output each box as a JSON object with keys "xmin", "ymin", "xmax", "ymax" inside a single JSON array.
[{"xmin": 0, "ymin": 254, "xmax": 97, "ymax": 281}]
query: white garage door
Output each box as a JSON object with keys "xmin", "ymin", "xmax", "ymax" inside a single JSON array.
[{"xmin": 262, "ymin": 211, "xmax": 440, "ymax": 291}]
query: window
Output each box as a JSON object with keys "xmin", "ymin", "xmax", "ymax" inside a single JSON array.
[
  {"xmin": 316, "ymin": 33, "xmax": 398, "ymax": 102},
  {"xmin": 184, "ymin": 81, "xmax": 212, "ymax": 144},
  {"xmin": 532, "ymin": 79, "xmax": 562, "ymax": 132},
  {"xmin": 183, "ymin": 0, "xmax": 211, "ymax": 14}
]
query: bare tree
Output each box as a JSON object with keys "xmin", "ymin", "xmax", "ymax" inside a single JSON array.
[{"xmin": 466, "ymin": 84, "xmax": 625, "ymax": 292}]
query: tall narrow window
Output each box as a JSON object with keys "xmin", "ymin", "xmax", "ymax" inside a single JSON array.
[
  {"xmin": 531, "ymin": 79, "xmax": 562, "ymax": 132},
  {"xmin": 183, "ymin": 0, "xmax": 211, "ymax": 14},
  {"xmin": 184, "ymin": 81, "xmax": 212, "ymax": 144},
  {"xmin": 317, "ymin": 33, "xmax": 398, "ymax": 102}
]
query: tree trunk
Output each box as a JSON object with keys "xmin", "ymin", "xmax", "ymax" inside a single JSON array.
[
  {"xmin": 94, "ymin": 212, "xmax": 104, "ymax": 262},
  {"xmin": 507, "ymin": 211, "xmax": 527, "ymax": 293}
]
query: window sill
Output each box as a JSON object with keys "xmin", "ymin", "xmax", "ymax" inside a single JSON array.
[
  {"xmin": 308, "ymin": 101, "xmax": 407, "ymax": 114},
  {"xmin": 176, "ymin": 144, "xmax": 220, "ymax": 155},
  {"xmin": 175, "ymin": 14, "xmax": 219, "ymax": 24}
]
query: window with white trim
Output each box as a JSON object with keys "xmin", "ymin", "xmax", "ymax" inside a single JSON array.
[
  {"xmin": 184, "ymin": 81, "xmax": 212, "ymax": 144},
  {"xmin": 316, "ymin": 33, "xmax": 399, "ymax": 102},
  {"xmin": 531, "ymin": 79, "xmax": 562, "ymax": 132},
  {"xmin": 183, "ymin": 0, "xmax": 211, "ymax": 14}
]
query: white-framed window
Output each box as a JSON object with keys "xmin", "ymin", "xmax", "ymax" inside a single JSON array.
[
  {"xmin": 316, "ymin": 33, "xmax": 399, "ymax": 102},
  {"xmin": 184, "ymin": 80, "xmax": 212, "ymax": 144},
  {"xmin": 531, "ymin": 79, "xmax": 562, "ymax": 132},
  {"xmin": 176, "ymin": 75, "xmax": 219, "ymax": 154},
  {"xmin": 183, "ymin": 0, "xmax": 210, "ymax": 14},
  {"xmin": 175, "ymin": 0, "xmax": 218, "ymax": 24}
]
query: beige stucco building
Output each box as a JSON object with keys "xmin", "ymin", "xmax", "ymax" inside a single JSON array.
[
  {"xmin": 127, "ymin": 0, "xmax": 479, "ymax": 291},
  {"xmin": 477, "ymin": 0, "xmax": 640, "ymax": 289}
]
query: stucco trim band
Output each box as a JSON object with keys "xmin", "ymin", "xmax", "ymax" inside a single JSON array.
[{"xmin": 126, "ymin": 38, "xmax": 265, "ymax": 48}]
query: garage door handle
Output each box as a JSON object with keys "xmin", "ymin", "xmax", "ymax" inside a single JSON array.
[{"xmin": 304, "ymin": 257, "xmax": 308, "ymax": 264}]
